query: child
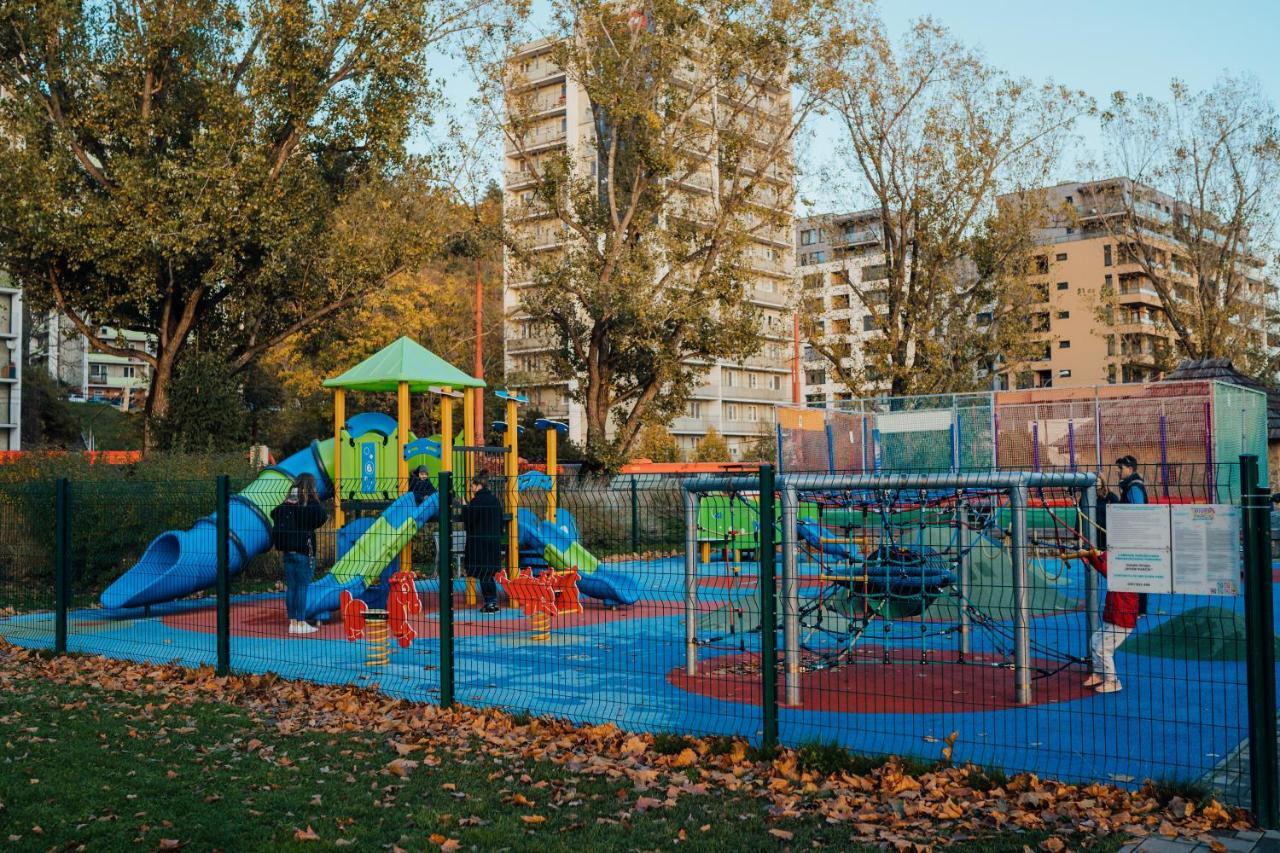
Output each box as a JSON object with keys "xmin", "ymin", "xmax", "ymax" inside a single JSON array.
[{"xmin": 1083, "ymin": 551, "xmax": 1140, "ymax": 693}]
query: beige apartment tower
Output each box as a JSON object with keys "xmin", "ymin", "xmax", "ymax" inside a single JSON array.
[{"xmin": 501, "ymin": 37, "xmax": 795, "ymax": 459}]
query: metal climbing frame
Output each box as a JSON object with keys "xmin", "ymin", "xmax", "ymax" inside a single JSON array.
[{"xmin": 682, "ymin": 469, "xmax": 1097, "ymax": 708}]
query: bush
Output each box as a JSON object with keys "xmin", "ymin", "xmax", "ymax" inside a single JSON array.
[{"xmin": 692, "ymin": 427, "xmax": 730, "ymax": 462}]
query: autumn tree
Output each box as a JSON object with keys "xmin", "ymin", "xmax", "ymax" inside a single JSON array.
[
  {"xmin": 488, "ymin": 0, "xmax": 845, "ymax": 464},
  {"xmin": 0, "ymin": 0, "xmax": 501, "ymax": 447},
  {"xmin": 816, "ymin": 15, "xmax": 1090, "ymax": 396},
  {"xmin": 1094, "ymin": 75, "xmax": 1280, "ymax": 375},
  {"xmin": 692, "ymin": 426, "xmax": 729, "ymax": 462},
  {"xmin": 632, "ymin": 423, "xmax": 681, "ymax": 463}
]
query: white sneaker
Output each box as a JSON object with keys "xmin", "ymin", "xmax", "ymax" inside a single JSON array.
[
  {"xmin": 1095, "ymin": 680, "xmax": 1122, "ymax": 694},
  {"xmin": 288, "ymin": 622, "xmax": 318, "ymax": 634}
]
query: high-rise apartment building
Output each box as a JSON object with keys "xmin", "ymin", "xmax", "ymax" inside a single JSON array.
[
  {"xmin": 798, "ymin": 180, "xmax": 1277, "ymax": 402},
  {"xmin": 794, "ymin": 209, "xmax": 895, "ymax": 405},
  {"xmin": 501, "ymin": 37, "xmax": 794, "ymax": 459},
  {"xmin": 0, "ymin": 275, "xmax": 21, "ymax": 450},
  {"xmin": 1000, "ymin": 179, "xmax": 1276, "ymax": 390}
]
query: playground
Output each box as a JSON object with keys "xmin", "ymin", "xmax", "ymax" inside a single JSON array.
[{"xmin": 0, "ymin": 339, "xmax": 1275, "ymax": 799}]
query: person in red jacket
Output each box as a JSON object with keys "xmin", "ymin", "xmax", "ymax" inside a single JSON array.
[
  {"xmin": 1083, "ymin": 457, "xmax": 1148, "ymax": 694},
  {"xmin": 1083, "ymin": 551, "xmax": 1140, "ymax": 693}
]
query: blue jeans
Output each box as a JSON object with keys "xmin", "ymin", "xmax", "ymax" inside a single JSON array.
[{"xmin": 283, "ymin": 552, "xmax": 314, "ymax": 621}]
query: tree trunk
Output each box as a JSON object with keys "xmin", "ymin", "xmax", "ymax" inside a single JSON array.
[{"xmin": 142, "ymin": 350, "xmax": 177, "ymax": 454}]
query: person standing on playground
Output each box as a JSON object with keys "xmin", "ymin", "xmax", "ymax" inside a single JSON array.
[
  {"xmin": 271, "ymin": 473, "xmax": 328, "ymax": 634},
  {"xmin": 462, "ymin": 471, "xmax": 504, "ymax": 614},
  {"xmin": 410, "ymin": 465, "xmax": 436, "ymax": 505},
  {"xmin": 1084, "ymin": 455, "xmax": 1148, "ymax": 693}
]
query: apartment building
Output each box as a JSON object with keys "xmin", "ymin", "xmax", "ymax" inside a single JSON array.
[
  {"xmin": 1001, "ymin": 179, "xmax": 1276, "ymax": 390},
  {"xmin": 0, "ymin": 276, "xmax": 22, "ymax": 450},
  {"xmin": 795, "ymin": 209, "xmax": 894, "ymax": 405},
  {"xmin": 501, "ymin": 37, "xmax": 794, "ymax": 459},
  {"xmin": 30, "ymin": 313, "xmax": 154, "ymax": 411}
]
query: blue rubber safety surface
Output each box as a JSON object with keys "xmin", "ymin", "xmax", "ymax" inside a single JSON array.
[{"xmin": 3, "ymin": 555, "xmax": 1275, "ymax": 792}]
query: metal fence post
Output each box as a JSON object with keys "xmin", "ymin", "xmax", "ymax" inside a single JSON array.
[
  {"xmin": 1010, "ymin": 484, "xmax": 1032, "ymax": 705},
  {"xmin": 630, "ymin": 477, "xmax": 640, "ymax": 553},
  {"xmin": 437, "ymin": 471, "xmax": 454, "ymax": 708},
  {"xmin": 1241, "ymin": 454, "xmax": 1278, "ymax": 828},
  {"xmin": 758, "ymin": 464, "xmax": 778, "ymax": 751},
  {"xmin": 54, "ymin": 478, "xmax": 69, "ymax": 655},
  {"xmin": 215, "ymin": 475, "xmax": 231, "ymax": 676}
]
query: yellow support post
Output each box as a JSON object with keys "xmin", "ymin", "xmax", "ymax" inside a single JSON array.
[
  {"xmin": 441, "ymin": 392, "xmax": 454, "ymax": 473},
  {"xmin": 545, "ymin": 426, "xmax": 558, "ymax": 523},
  {"xmin": 506, "ymin": 396, "xmax": 519, "ymax": 580},
  {"xmin": 397, "ymin": 381, "xmax": 411, "ymax": 573},
  {"xmin": 333, "ymin": 389, "xmax": 345, "ymax": 527}
]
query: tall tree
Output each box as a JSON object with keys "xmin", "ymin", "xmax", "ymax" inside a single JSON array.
[
  {"xmin": 817, "ymin": 15, "xmax": 1090, "ymax": 396},
  {"xmin": 1097, "ymin": 75, "xmax": 1280, "ymax": 376},
  {"xmin": 487, "ymin": 0, "xmax": 847, "ymax": 464},
  {"xmin": 0, "ymin": 0, "xmax": 498, "ymax": 447}
]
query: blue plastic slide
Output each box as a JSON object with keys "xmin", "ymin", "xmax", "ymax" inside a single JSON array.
[
  {"xmin": 517, "ymin": 507, "xmax": 641, "ymax": 607},
  {"xmin": 300, "ymin": 491, "xmax": 438, "ymax": 620},
  {"xmin": 797, "ymin": 519, "xmax": 861, "ymax": 562},
  {"xmin": 100, "ymin": 439, "xmax": 335, "ymax": 610}
]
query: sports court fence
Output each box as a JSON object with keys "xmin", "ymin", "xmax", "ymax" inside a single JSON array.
[{"xmin": 0, "ymin": 460, "xmax": 1275, "ymax": 824}]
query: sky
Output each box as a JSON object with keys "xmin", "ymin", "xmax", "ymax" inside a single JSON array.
[{"xmin": 429, "ymin": 0, "xmax": 1280, "ymax": 208}]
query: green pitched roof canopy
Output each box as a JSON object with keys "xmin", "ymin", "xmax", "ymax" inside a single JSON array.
[{"xmin": 322, "ymin": 337, "xmax": 486, "ymax": 393}]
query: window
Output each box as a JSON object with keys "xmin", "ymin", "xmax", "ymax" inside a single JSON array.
[
  {"xmin": 122, "ymin": 366, "xmax": 136, "ymax": 379},
  {"xmin": 1056, "ymin": 311, "xmax": 1069, "ymax": 320},
  {"xmin": 746, "ymin": 405, "xmax": 760, "ymax": 422},
  {"xmin": 1034, "ymin": 256, "xmax": 1049, "ymax": 274},
  {"xmin": 725, "ymin": 404, "xmax": 738, "ymax": 421},
  {"xmin": 1103, "ymin": 244, "xmax": 1113, "ymax": 267},
  {"xmin": 1058, "ymin": 340, "xmax": 1071, "ymax": 349},
  {"xmin": 1055, "ymin": 252, "xmax": 1067, "ymax": 262},
  {"xmin": 723, "ymin": 369, "xmax": 735, "ymax": 387},
  {"xmin": 1104, "ymin": 274, "xmax": 1112, "ymax": 290},
  {"xmin": 1058, "ymin": 369, "xmax": 1072, "ymax": 378},
  {"xmin": 862, "ymin": 315, "xmax": 877, "ymax": 332},
  {"xmin": 800, "ymin": 229, "xmax": 816, "ymax": 246},
  {"xmin": 831, "ymin": 293, "xmax": 850, "ymax": 309},
  {"xmin": 768, "ymin": 375, "xmax": 781, "ymax": 390},
  {"xmin": 975, "ymin": 311, "xmax": 992, "ymax": 325},
  {"xmin": 747, "ymin": 372, "xmax": 758, "ymax": 389},
  {"xmin": 812, "ymin": 251, "xmax": 825, "ymax": 263},
  {"xmin": 805, "ymin": 369, "xmax": 826, "ymax": 386},
  {"xmin": 862, "ymin": 263, "xmax": 889, "ymax": 282},
  {"xmin": 1056, "ymin": 281, "xmax": 1069, "ymax": 291},
  {"xmin": 1065, "ymin": 195, "xmax": 1073, "ymax": 205},
  {"xmin": 1107, "ymin": 364, "xmax": 1117, "ymax": 384},
  {"xmin": 89, "ymin": 365, "xmax": 107, "ymax": 383},
  {"xmin": 688, "ymin": 401, "xmax": 702, "ymax": 419}
]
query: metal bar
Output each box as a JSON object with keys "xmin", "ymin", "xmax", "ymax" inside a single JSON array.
[
  {"xmin": 781, "ymin": 485, "xmax": 800, "ymax": 706},
  {"xmin": 1010, "ymin": 484, "xmax": 1032, "ymax": 705},
  {"xmin": 216, "ymin": 474, "xmax": 231, "ymax": 676},
  {"xmin": 758, "ymin": 465, "xmax": 778, "ymax": 750},
  {"xmin": 630, "ymin": 477, "xmax": 640, "ymax": 553},
  {"xmin": 1081, "ymin": 485, "xmax": 1099, "ymax": 640},
  {"xmin": 1242, "ymin": 455, "xmax": 1278, "ymax": 828},
  {"xmin": 54, "ymin": 478, "xmax": 69, "ymax": 655},
  {"xmin": 1031, "ymin": 421, "xmax": 1040, "ymax": 472},
  {"xmin": 1159, "ymin": 413, "xmax": 1169, "ymax": 499},
  {"xmin": 684, "ymin": 489, "xmax": 700, "ymax": 675},
  {"xmin": 438, "ymin": 471, "xmax": 454, "ymax": 708},
  {"xmin": 684, "ymin": 471, "xmax": 1096, "ymax": 495},
  {"xmin": 1067, "ymin": 420, "xmax": 1077, "ymax": 470},
  {"xmin": 957, "ymin": 496, "xmax": 970, "ymax": 660}
]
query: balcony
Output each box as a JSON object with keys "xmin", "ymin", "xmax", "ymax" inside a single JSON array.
[
  {"xmin": 505, "ymin": 169, "xmax": 539, "ymax": 189},
  {"xmin": 505, "ymin": 125, "xmax": 567, "ymax": 155},
  {"xmin": 1116, "ymin": 283, "xmax": 1163, "ymax": 305},
  {"xmin": 720, "ymin": 384, "xmax": 788, "ymax": 403},
  {"xmin": 834, "ymin": 227, "xmax": 882, "ymax": 248}
]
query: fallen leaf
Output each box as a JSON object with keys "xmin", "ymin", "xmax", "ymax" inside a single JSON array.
[
  {"xmin": 768, "ymin": 828, "xmax": 794, "ymax": 840},
  {"xmin": 521, "ymin": 815, "xmax": 546, "ymax": 824},
  {"xmin": 157, "ymin": 841, "xmax": 183, "ymax": 850},
  {"xmin": 386, "ymin": 758, "xmax": 419, "ymax": 778},
  {"xmin": 294, "ymin": 826, "xmax": 320, "ymax": 842}
]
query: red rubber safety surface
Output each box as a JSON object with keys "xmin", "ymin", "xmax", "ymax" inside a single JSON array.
[
  {"xmin": 668, "ymin": 647, "xmax": 1094, "ymax": 714},
  {"xmin": 161, "ymin": 597, "xmax": 678, "ymax": 640}
]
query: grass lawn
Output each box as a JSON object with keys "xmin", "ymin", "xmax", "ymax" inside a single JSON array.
[{"xmin": 0, "ymin": 671, "xmax": 1132, "ymax": 852}]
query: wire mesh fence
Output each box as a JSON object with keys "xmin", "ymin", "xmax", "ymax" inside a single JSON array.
[{"xmin": 0, "ymin": 459, "xmax": 1274, "ymax": 813}]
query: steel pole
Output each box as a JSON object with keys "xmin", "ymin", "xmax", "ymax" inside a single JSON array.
[
  {"xmin": 1081, "ymin": 486, "xmax": 1100, "ymax": 640},
  {"xmin": 1010, "ymin": 484, "xmax": 1032, "ymax": 705},
  {"xmin": 684, "ymin": 489, "xmax": 699, "ymax": 676},
  {"xmin": 781, "ymin": 485, "xmax": 800, "ymax": 706},
  {"xmin": 957, "ymin": 496, "xmax": 970, "ymax": 660}
]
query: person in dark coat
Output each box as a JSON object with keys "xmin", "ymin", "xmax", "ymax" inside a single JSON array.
[
  {"xmin": 270, "ymin": 473, "xmax": 328, "ymax": 634},
  {"xmin": 461, "ymin": 471, "xmax": 504, "ymax": 613},
  {"xmin": 410, "ymin": 465, "xmax": 436, "ymax": 505}
]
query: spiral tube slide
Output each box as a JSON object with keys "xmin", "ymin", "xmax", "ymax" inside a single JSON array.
[{"xmin": 99, "ymin": 440, "xmax": 336, "ymax": 610}]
